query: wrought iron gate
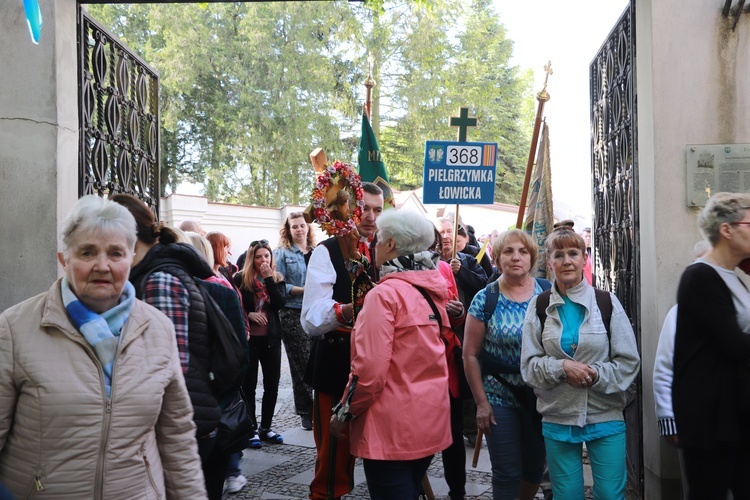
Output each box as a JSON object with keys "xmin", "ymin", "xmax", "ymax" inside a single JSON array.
[
  {"xmin": 590, "ymin": 4, "xmax": 642, "ymax": 496},
  {"xmin": 78, "ymin": 9, "xmax": 160, "ymax": 213}
]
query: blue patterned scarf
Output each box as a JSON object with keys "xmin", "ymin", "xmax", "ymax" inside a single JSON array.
[{"xmin": 61, "ymin": 277, "xmax": 135, "ymax": 397}]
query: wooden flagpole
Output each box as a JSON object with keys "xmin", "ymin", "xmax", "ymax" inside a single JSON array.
[{"xmin": 516, "ymin": 61, "xmax": 553, "ymax": 229}]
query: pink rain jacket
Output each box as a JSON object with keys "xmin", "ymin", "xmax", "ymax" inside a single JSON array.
[{"xmin": 344, "ymin": 269, "xmax": 452, "ymax": 461}]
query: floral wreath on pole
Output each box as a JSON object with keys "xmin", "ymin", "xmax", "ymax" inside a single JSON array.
[{"xmin": 312, "ymin": 160, "xmax": 365, "ymax": 237}]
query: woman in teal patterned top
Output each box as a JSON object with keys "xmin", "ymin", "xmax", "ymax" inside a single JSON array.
[{"xmin": 463, "ymin": 229, "xmax": 547, "ymax": 500}]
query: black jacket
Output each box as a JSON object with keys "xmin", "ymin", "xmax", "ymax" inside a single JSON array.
[
  {"xmin": 450, "ymin": 251, "xmax": 488, "ymax": 309},
  {"xmin": 461, "ymin": 243, "xmax": 494, "ymax": 278},
  {"xmin": 233, "ymin": 273, "xmax": 287, "ymax": 347},
  {"xmin": 129, "ymin": 243, "xmax": 222, "ymax": 438},
  {"xmin": 674, "ymin": 262, "xmax": 750, "ymax": 449}
]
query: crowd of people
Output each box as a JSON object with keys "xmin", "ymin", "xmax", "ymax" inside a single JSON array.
[{"xmin": 0, "ymin": 187, "xmax": 652, "ymax": 500}]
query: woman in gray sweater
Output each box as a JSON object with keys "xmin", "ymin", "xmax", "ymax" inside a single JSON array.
[{"xmin": 520, "ymin": 225, "xmax": 640, "ymax": 500}]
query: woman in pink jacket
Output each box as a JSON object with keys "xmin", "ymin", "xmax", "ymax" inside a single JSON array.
[{"xmin": 331, "ymin": 209, "xmax": 453, "ymax": 499}]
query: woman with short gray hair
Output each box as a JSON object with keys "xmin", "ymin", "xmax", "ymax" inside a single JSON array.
[
  {"xmin": 58, "ymin": 195, "xmax": 138, "ymax": 256},
  {"xmin": 376, "ymin": 209, "xmax": 436, "ymax": 258},
  {"xmin": 697, "ymin": 191, "xmax": 750, "ymax": 244},
  {"xmin": 0, "ymin": 195, "xmax": 206, "ymax": 498},
  {"xmin": 674, "ymin": 191, "xmax": 750, "ymax": 498},
  {"xmin": 331, "ymin": 209, "xmax": 454, "ymax": 499}
]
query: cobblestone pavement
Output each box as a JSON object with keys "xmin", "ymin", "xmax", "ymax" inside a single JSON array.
[{"xmin": 222, "ymin": 351, "xmax": 631, "ymax": 499}]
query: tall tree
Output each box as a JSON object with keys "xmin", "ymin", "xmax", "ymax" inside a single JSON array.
[
  {"xmin": 378, "ymin": 0, "xmax": 533, "ymax": 202},
  {"xmin": 88, "ymin": 0, "xmax": 532, "ymax": 206},
  {"xmin": 449, "ymin": 0, "xmax": 534, "ymax": 203},
  {"xmin": 89, "ymin": 2, "xmax": 362, "ymax": 206}
]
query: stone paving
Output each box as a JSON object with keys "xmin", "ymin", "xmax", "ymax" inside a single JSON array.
[{"xmin": 222, "ymin": 350, "xmax": 621, "ymax": 500}]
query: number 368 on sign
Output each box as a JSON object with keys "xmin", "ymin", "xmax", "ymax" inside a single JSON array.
[{"xmin": 446, "ymin": 145, "xmax": 482, "ymax": 166}]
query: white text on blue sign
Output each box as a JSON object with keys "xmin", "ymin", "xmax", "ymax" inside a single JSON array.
[{"xmin": 422, "ymin": 141, "xmax": 498, "ymax": 204}]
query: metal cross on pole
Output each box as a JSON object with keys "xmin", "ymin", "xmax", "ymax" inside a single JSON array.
[
  {"xmin": 450, "ymin": 107, "xmax": 477, "ymax": 143},
  {"xmin": 447, "ymin": 107, "xmax": 477, "ymax": 259}
]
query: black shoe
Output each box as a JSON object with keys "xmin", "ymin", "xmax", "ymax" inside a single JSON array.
[{"xmin": 301, "ymin": 415, "xmax": 313, "ymax": 430}]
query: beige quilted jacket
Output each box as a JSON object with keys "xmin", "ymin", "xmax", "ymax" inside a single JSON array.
[{"xmin": 0, "ymin": 280, "xmax": 207, "ymax": 499}]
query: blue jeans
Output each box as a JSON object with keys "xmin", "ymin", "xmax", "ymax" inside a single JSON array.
[
  {"xmin": 545, "ymin": 431, "xmax": 626, "ymax": 500},
  {"xmin": 226, "ymin": 451, "xmax": 242, "ymax": 478},
  {"xmin": 485, "ymin": 405, "xmax": 546, "ymax": 499},
  {"xmin": 362, "ymin": 455, "xmax": 433, "ymax": 500}
]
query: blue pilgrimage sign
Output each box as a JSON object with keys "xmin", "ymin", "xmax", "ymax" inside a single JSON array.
[{"xmin": 422, "ymin": 140, "xmax": 497, "ymax": 204}]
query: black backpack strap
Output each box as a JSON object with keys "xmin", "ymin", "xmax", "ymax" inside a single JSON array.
[
  {"xmin": 535, "ymin": 289, "xmax": 552, "ymax": 333},
  {"xmin": 482, "ymin": 280, "xmax": 500, "ymax": 327},
  {"xmin": 412, "ymin": 285, "xmax": 443, "ymax": 334},
  {"xmin": 593, "ymin": 288, "xmax": 613, "ymax": 339}
]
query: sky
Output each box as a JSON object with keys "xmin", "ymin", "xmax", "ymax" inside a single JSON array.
[{"xmin": 492, "ymin": 0, "xmax": 629, "ymax": 228}]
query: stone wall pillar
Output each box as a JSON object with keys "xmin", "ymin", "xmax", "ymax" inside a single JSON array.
[
  {"xmin": 0, "ymin": 0, "xmax": 78, "ymax": 312},
  {"xmin": 636, "ymin": 0, "xmax": 750, "ymax": 497}
]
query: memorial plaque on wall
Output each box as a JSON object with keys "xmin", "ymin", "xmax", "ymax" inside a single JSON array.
[{"xmin": 686, "ymin": 144, "xmax": 750, "ymax": 206}]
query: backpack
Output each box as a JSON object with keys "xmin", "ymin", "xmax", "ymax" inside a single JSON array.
[
  {"xmin": 479, "ymin": 278, "xmax": 551, "ymax": 411},
  {"xmin": 534, "ymin": 287, "xmax": 612, "ymax": 338},
  {"xmin": 481, "ymin": 277, "xmax": 552, "ymax": 327},
  {"xmin": 139, "ymin": 265, "xmax": 248, "ymax": 406},
  {"xmin": 481, "ymin": 278, "xmax": 612, "ymax": 337},
  {"xmin": 479, "ymin": 278, "xmax": 611, "ymax": 375},
  {"xmin": 198, "ymin": 279, "xmax": 249, "ymax": 405}
]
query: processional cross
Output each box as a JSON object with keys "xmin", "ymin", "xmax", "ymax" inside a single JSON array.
[
  {"xmin": 446, "ymin": 107, "xmax": 478, "ymax": 261},
  {"xmin": 449, "ymin": 107, "xmax": 477, "ymax": 143}
]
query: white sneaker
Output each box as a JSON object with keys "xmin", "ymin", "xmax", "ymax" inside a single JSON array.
[{"xmin": 224, "ymin": 474, "xmax": 247, "ymax": 494}]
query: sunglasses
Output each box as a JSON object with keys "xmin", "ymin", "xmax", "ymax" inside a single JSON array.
[{"xmin": 250, "ymin": 239, "xmax": 269, "ymax": 247}]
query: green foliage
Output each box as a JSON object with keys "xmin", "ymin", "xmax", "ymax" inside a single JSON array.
[
  {"xmin": 377, "ymin": 0, "xmax": 534, "ymax": 204},
  {"xmin": 88, "ymin": 0, "xmax": 532, "ymax": 206}
]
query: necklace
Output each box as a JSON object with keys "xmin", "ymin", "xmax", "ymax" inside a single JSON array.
[
  {"xmin": 559, "ymin": 299, "xmax": 585, "ymax": 353},
  {"xmin": 501, "ymin": 277, "xmax": 531, "ymax": 303}
]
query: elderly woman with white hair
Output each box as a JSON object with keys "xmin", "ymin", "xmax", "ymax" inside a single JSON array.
[
  {"xmin": 673, "ymin": 192, "xmax": 750, "ymax": 499},
  {"xmin": 330, "ymin": 209, "xmax": 453, "ymax": 499},
  {"xmin": 0, "ymin": 195, "xmax": 206, "ymax": 498}
]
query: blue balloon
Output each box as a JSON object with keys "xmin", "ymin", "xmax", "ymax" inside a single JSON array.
[{"xmin": 23, "ymin": 0, "xmax": 43, "ymax": 44}]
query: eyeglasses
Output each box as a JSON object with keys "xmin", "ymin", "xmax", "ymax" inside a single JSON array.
[
  {"xmin": 250, "ymin": 239, "xmax": 269, "ymax": 247},
  {"xmin": 731, "ymin": 222, "xmax": 750, "ymax": 227}
]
